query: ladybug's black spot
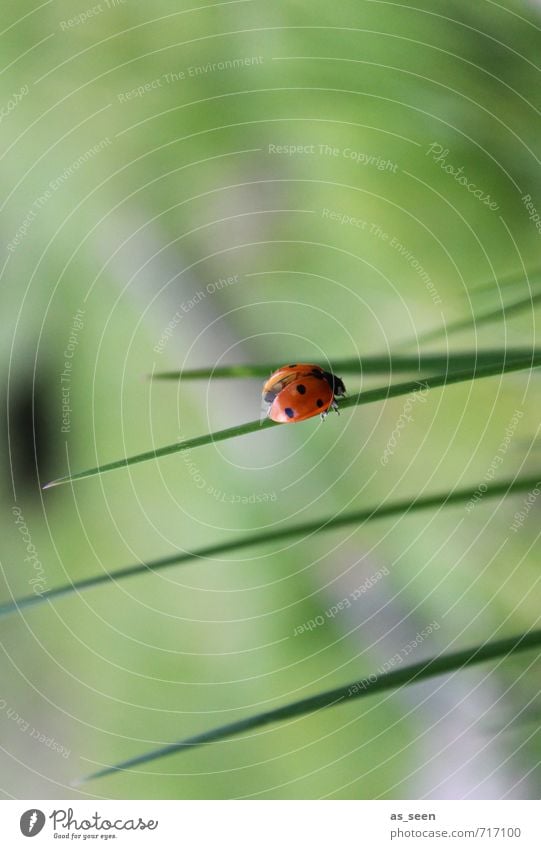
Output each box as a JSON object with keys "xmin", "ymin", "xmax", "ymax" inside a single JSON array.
[
  {"xmin": 296, "ymin": 384, "xmax": 306, "ymax": 394},
  {"xmin": 284, "ymin": 407, "xmax": 295, "ymax": 418},
  {"xmin": 316, "ymin": 399, "xmax": 325, "ymax": 408},
  {"xmin": 288, "ymin": 363, "xmax": 297, "ymax": 368}
]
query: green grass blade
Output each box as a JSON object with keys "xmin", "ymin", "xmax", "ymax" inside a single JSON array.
[
  {"xmin": 470, "ymin": 266, "xmax": 541, "ymax": 296},
  {"xmin": 43, "ymin": 418, "xmax": 278, "ymax": 489},
  {"xmin": 44, "ymin": 352, "xmax": 541, "ymax": 488},
  {"xmin": 406, "ymin": 291, "xmax": 541, "ymax": 348},
  {"xmin": 79, "ymin": 627, "xmax": 541, "ymax": 782},
  {"xmin": 5, "ymin": 473, "xmax": 541, "ymax": 620},
  {"xmin": 151, "ymin": 347, "xmax": 541, "ymax": 381}
]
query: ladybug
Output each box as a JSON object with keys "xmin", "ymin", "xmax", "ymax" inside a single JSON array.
[{"xmin": 262, "ymin": 363, "xmax": 346, "ymax": 423}]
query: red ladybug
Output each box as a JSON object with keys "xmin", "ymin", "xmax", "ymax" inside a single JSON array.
[{"xmin": 262, "ymin": 363, "xmax": 346, "ymax": 423}]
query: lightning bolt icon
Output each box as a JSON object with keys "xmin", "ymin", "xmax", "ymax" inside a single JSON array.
[{"xmin": 28, "ymin": 811, "xmax": 38, "ymax": 833}]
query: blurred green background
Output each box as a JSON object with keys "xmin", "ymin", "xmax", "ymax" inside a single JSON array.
[{"xmin": 1, "ymin": 0, "xmax": 540, "ymax": 799}]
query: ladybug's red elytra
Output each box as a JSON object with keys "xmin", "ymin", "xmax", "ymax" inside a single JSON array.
[{"xmin": 262, "ymin": 363, "xmax": 346, "ymax": 423}]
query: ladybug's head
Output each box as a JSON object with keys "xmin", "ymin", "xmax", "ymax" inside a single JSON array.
[
  {"xmin": 332, "ymin": 374, "xmax": 346, "ymax": 397},
  {"xmin": 321, "ymin": 370, "xmax": 346, "ymax": 397}
]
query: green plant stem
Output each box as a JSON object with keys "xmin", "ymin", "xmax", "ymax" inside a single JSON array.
[
  {"xmin": 44, "ymin": 351, "xmax": 541, "ymax": 489},
  {"xmin": 469, "ymin": 266, "xmax": 541, "ymax": 295},
  {"xmin": 404, "ymin": 291, "xmax": 541, "ymax": 348},
  {"xmin": 4, "ymin": 473, "xmax": 540, "ymax": 620},
  {"xmin": 79, "ymin": 627, "xmax": 541, "ymax": 782},
  {"xmin": 151, "ymin": 348, "xmax": 541, "ymax": 381}
]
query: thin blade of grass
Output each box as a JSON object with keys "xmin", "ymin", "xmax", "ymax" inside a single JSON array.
[
  {"xmin": 43, "ymin": 418, "xmax": 278, "ymax": 489},
  {"xmin": 469, "ymin": 266, "xmax": 541, "ymax": 296},
  {"xmin": 79, "ymin": 627, "xmax": 541, "ymax": 782},
  {"xmin": 5, "ymin": 473, "xmax": 541, "ymax": 620},
  {"xmin": 405, "ymin": 291, "xmax": 541, "ymax": 348},
  {"xmin": 151, "ymin": 347, "xmax": 540, "ymax": 381},
  {"xmin": 44, "ymin": 352, "xmax": 541, "ymax": 489}
]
